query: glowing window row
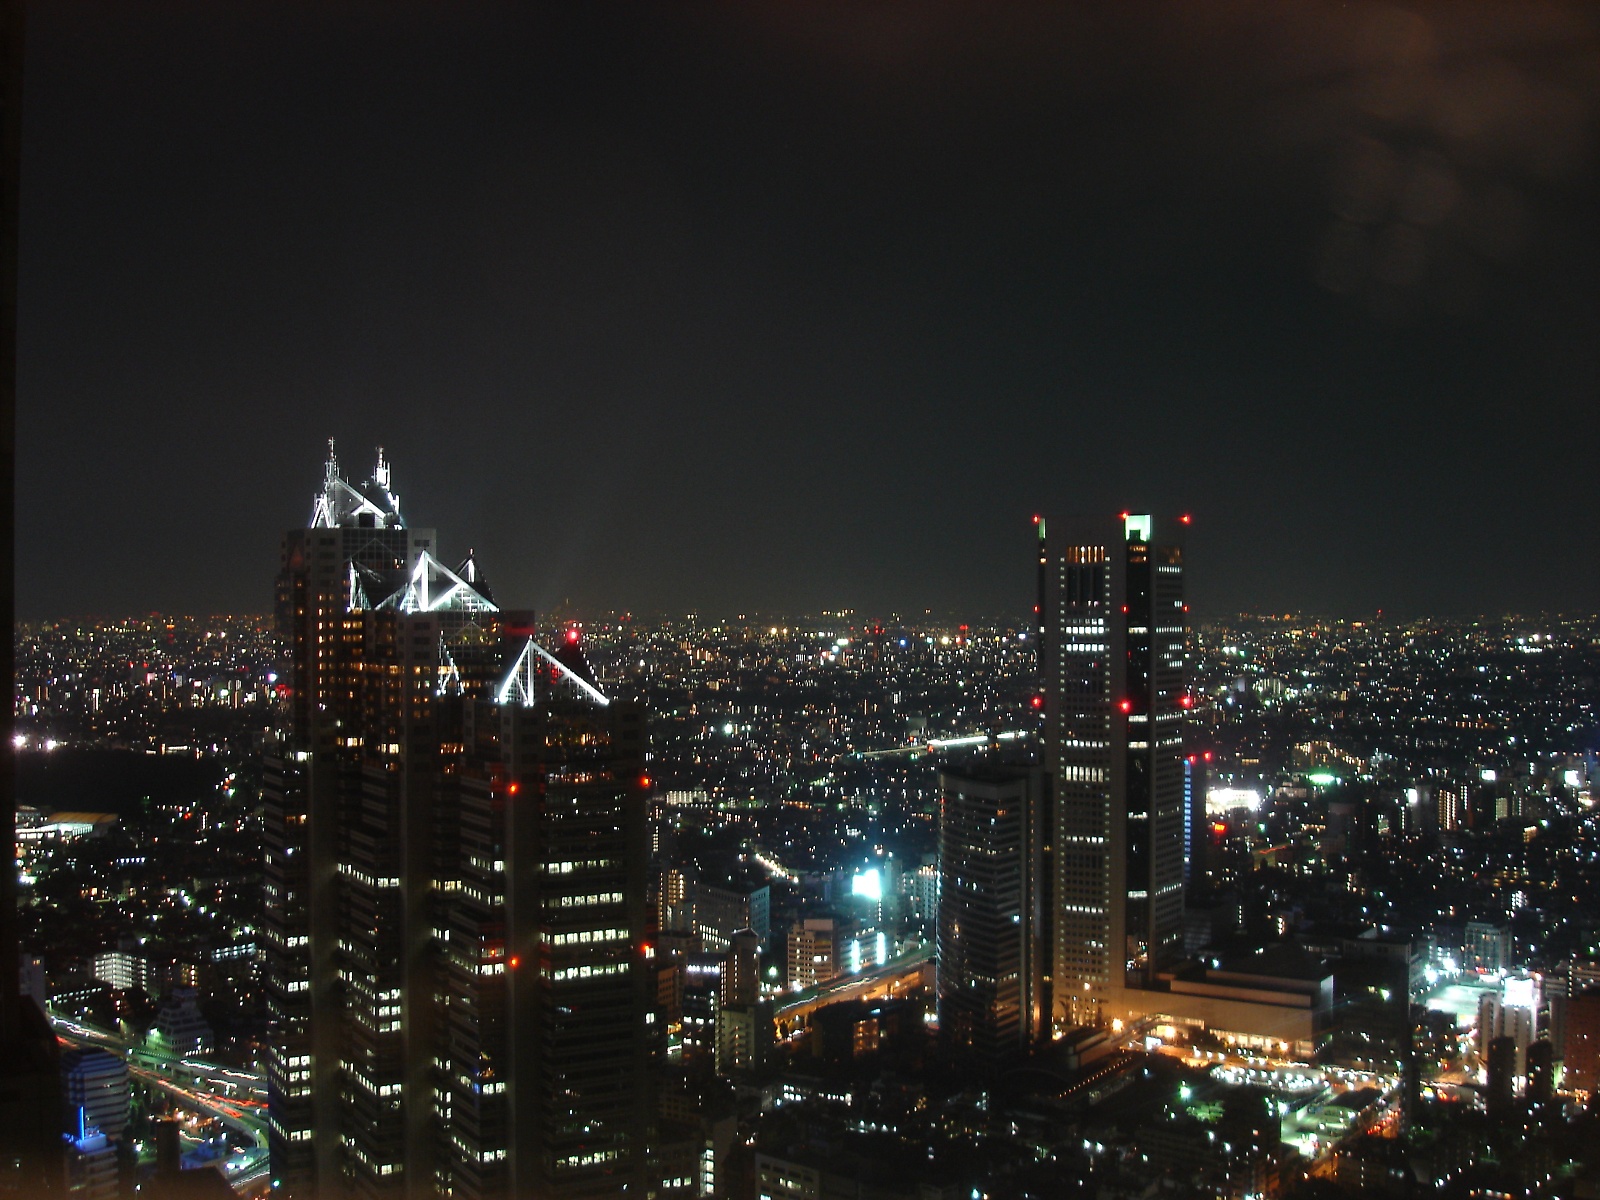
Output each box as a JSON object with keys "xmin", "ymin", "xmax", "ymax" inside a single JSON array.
[
  {"xmin": 546, "ymin": 859, "xmax": 617, "ymax": 875},
  {"xmin": 550, "ymin": 927, "xmax": 628, "ymax": 947}
]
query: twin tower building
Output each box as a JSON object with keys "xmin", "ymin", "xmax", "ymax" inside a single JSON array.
[
  {"xmin": 262, "ymin": 444, "xmax": 1193, "ymax": 1196},
  {"xmin": 263, "ymin": 445, "xmax": 649, "ymax": 1200},
  {"xmin": 938, "ymin": 513, "xmax": 1191, "ymax": 1062}
]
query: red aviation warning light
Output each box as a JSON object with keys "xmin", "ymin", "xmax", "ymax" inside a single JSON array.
[
  {"xmin": 1118, "ymin": 699, "xmax": 1132, "ymax": 713},
  {"xmin": 1179, "ymin": 695, "xmax": 1194, "ymax": 709},
  {"xmin": 506, "ymin": 781, "xmax": 520, "ymax": 796},
  {"xmin": 1180, "ymin": 514, "xmax": 1192, "ymax": 525},
  {"xmin": 565, "ymin": 627, "xmax": 581, "ymax": 645},
  {"xmin": 508, "ymin": 956, "xmax": 521, "ymax": 970},
  {"xmin": 1203, "ymin": 751, "xmax": 1214, "ymax": 762},
  {"xmin": 1031, "ymin": 695, "xmax": 1044, "ymax": 709}
]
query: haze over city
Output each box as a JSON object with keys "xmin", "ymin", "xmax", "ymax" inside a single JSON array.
[{"xmin": 16, "ymin": 0, "xmax": 1599, "ymax": 621}]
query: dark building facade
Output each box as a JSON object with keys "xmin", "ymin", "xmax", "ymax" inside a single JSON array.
[
  {"xmin": 936, "ymin": 766, "xmax": 1043, "ymax": 1067},
  {"xmin": 263, "ymin": 446, "xmax": 648, "ymax": 1200},
  {"xmin": 1037, "ymin": 513, "xmax": 1188, "ymax": 1029},
  {"xmin": 1562, "ymin": 990, "xmax": 1600, "ymax": 1097},
  {"xmin": 0, "ymin": 4, "xmax": 66, "ymax": 1192}
]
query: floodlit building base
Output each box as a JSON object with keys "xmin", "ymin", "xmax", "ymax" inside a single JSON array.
[{"xmin": 1096, "ymin": 965, "xmax": 1333, "ymax": 1060}]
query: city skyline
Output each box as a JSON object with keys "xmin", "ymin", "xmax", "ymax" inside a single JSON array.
[
  {"xmin": 10, "ymin": 503, "xmax": 1600, "ymax": 1195},
  {"xmin": 14, "ymin": 1, "xmax": 1600, "ymax": 621},
  {"xmin": 8, "ymin": 4, "xmax": 1600, "ymax": 1198}
]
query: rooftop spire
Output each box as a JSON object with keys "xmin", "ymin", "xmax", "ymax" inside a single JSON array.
[{"xmin": 308, "ymin": 438, "xmax": 406, "ymax": 530}]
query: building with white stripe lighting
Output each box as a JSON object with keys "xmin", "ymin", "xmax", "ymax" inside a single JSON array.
[
  {"xmin": 1037, "ymin": 512, "xmax": 1189, "ymax": 1029},
  {"xmin": 263, "ymin": 444, "xmax": 648, "ymax": 1200}
]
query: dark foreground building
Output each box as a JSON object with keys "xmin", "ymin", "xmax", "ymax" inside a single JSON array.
[
  {"xmin": 936, "ymin": 765, "xmax": 1042, "ymax": 1068},
  {"xmin": 263, "ymin": 445, "xmax": 648, "ymax": 1200},
  {"xmin": 0, "ymin": 4, "xmax": 64, "ymax": 1192}
]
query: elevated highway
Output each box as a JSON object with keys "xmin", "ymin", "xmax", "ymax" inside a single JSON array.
[
  {"xmin": 774, "ymin": 945, "xmax": 933, "ymax": 1029},
  {"xmin": 50, "ymin": 1012, "xmax": 268, "ymax": 1191}
]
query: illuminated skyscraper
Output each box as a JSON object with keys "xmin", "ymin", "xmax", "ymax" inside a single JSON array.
[
  {"xmin": 263, "ymin": 445, "xmax": 648, "ymax": 1200},
  {"xmin": 263, "ymin": 444, "xmax": 432, "ymax": 1195},
  {"xmin": 440, "ymin": 656, "xmax": 649, "ymax": 1200},
  {"xmin": 1036, "ymin": 513, "xmax": 1188, "ymax": 1029}
]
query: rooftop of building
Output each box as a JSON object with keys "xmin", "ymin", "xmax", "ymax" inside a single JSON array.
[
  {"xmin": 1181, "ymin": 941, "xmax": 1333, "ymax": 983},
  {"xmin": 938, "ymin": 762, "xmax": 1032, "ymax": 784}
]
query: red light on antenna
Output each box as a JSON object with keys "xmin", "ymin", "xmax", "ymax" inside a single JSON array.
[
  {"xmin": 1118, "ymin": 699, "xmax": 1132, "ymax": 713},
  {"xmin": 1031, "ymin": 695, "xmax": 1044, "ymax": 709},
  {"xmin": 1180, "ymin": 514, "xmax": 1191, "ymax": 525},
  {"xmin": 1119, "ymin": 511, "xmax": 1130, "ymax": 521},
  {"xmin": 1032, "ymin": 514, "xmax": 1041, "ymax": 525}
]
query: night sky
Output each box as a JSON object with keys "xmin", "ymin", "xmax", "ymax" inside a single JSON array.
[{"xmin": 16, "ymin": 1, "xmax": 1599, "ymax": 621}]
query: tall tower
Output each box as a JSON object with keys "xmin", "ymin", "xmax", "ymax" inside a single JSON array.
[
  {"xmin": 263, "ymin": 443, "xmax": 427, "ymax": 1196},
  {"xmin": 446, "ymin": 646, "xmax": 650, "ymax": 1200},
  {"xmin": 1037, "ymin": 513, "xmax": 1188, "ymax": 1029},
  {"xmin": 263, "ymin": 445, "xmax": 648, "ymax": 1200}
]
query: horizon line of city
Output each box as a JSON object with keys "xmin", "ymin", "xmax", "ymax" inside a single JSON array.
[{"xmin": 16, "ymin": 607, "xmax": 1600, "ymax": 629}]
